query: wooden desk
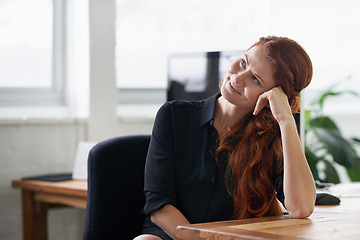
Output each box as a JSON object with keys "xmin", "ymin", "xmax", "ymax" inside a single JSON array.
[
  {"xmin": 12, "ymin": 179, "xmax": 87, "ymax": 240},
  {"xmin": 177, "ymin": 197, "xmax": 360, "ymax": 240}
]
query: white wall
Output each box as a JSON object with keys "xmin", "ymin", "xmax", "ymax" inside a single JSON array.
[{"xmin": 0, "ymin": 120, "xmax": 88, "ymax": 240}]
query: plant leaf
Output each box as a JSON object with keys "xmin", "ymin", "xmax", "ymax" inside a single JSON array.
[
  {"xmin": 315, "ymin": 89, "xmax": 360, "ymax": 112},
  {"xmin": 312, "ymin": 128, "xmax": 355, "ymax": 168},
  {"xmin": 308, "ymin": 116, "xmax": 339, "ymax": 132},
  {"xmin": 318, "ymin": 92, "xmax": 342, "ymax": 111},
  {"xmin": 346, "ymin": 157, "xmax": 360, "ymax": 181},
  {"xmin": 305, "ymin": 147, "xmax": 320, "ymax": 180},
  {"xmin": 323, "ymin": 159, "xmax": 340, "ymax": 184},
  {"xmin": 352, "ymin": 137, "xmax": 360, "ymax": 144},
  {"xmin": 304, "ymin": 109, "xmax": 311, "ymax": 128}
]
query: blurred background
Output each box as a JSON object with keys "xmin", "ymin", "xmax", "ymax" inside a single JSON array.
[{"xmin": 1, "ymin": 0, "xmax": 360, "ymax": 239}]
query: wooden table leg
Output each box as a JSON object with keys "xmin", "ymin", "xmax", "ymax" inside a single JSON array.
[{"xmin": 22, "ymin": 190, "xmax": 48, "ymax": 240}]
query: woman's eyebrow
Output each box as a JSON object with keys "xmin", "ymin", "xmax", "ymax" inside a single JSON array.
[{"xmin": 244, "ymin": 53, "xmax": 265, "ymax": 85}]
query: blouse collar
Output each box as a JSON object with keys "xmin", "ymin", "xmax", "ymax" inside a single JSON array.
[{"xmin": 199, "ymin": 92, "xmax": 221, "ymax": 126}]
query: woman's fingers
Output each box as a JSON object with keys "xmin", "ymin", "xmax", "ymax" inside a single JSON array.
[
  {"xmin": 253, "ymin": 87, "xmax": 291, "ymax": 120},
  {"xmin": 253, "ymin": 92, "xmax": 269, "ymax": 115}
]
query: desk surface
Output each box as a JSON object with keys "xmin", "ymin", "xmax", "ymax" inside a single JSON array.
[
  {"xmin": 13, "ymin": 180, "xmax": 360, "ymax": 240},
  {"xmin": 12, "ymin": 179, "xmax": 87, "ymax": 209},
  {"xmin": 177, "ymin": 197, "xmax": 360, "ymax": 240},
  {"xmin": 12, "ymin": 180, "xmax": 87, "ymax": 196}
]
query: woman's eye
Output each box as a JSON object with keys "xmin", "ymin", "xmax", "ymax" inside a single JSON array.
[
  {"xmin": 240, "ymin": 59, "xmax": 246, "ymax": 68},
  {"xmin": 239, "ymin": 58, "xmax": 260, "ymax": 85},
  {"xmin": 252, "ymin": 75, "xmax": 260, "ymax": 85}
]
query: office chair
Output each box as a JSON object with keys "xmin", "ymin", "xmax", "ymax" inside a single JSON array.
[{"xmin": 83, "ymin": 135, "xmax": 151, "ymax": 240}]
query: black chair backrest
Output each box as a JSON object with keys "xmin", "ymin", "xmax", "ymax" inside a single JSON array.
[{"xmin": 83, "ymin": 135, "xmax": 151, "ymax": 240}]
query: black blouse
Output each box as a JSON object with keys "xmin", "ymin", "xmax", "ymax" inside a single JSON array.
[{"xmin": 143, "ymin": 93, "xmax": 284, "ymax": 233}]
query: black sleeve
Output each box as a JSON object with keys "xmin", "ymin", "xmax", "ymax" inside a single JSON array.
[
  {"xmin": 143, "ymin": 103, "xmax": 178, "ymax": 216},
  {"xmin": 275, "ymin": 171, "xmax": 285, "ymax": 206}
]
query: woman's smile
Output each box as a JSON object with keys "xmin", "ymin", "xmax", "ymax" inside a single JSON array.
[{"xmin": 229, "ymin": 80, "xmax": 241, "ymax": 95}]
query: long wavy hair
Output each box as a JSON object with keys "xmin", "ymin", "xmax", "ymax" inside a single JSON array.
[{"xmin": 216, "ymin": 36, "xmax": 313, "ymax": 219}]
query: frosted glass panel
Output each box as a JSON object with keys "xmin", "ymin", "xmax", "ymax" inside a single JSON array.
[{"xmin": 0, "ymin": 0, "xmax": 52, "ymax": 88}]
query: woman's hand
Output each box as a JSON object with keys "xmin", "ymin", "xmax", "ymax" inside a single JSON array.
[{"xmin": 253, "ymin": 86, "xmax": 293, "ymax": 124}]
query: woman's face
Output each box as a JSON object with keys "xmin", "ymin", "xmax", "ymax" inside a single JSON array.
[{"xmin": 220, "ymin": 45, "xmax": 277, "ymax": 113}]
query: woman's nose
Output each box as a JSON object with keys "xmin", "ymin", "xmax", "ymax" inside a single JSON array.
[{"xmin": 230, "ymin": 73, "xmax": 246, "ymax": 86}]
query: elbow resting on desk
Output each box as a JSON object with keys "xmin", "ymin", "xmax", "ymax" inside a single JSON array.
[
  {"xmin": 288, "ymin": 206, "xmax": 314, "ymax": 219},
  {"xmin": 283, "ymin": 174, "xmax": 317, "ymax": 219},
  {"xmin": 284, "ymin": 186, "xmax": 316, "ymax": 218},
  {"xmin": 286, "ymin": 202, "xmax": 315, "ymax": 219}
]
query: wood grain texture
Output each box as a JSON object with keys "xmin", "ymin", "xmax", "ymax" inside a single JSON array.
[
  {"xmin": 177, "ymin": 197, "xmax": 360, "ymax": 240},
  {"xmin": 12, "ymin": 180, "xmax": 87, "ymax": 197},
  {"xmin": 12, "ymin": 180, "xmax": 87, "ymax": 240}
]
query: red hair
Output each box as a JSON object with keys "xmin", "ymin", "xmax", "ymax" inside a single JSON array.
[
  {"xmin": 253, "ymin": 36, "xmax": 313, "ymax": 112},
  {"xmin": 216, "ymin": 36, "xmax": 313, "ymax": 219}
]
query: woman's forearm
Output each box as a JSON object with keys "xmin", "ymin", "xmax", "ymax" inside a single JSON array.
[
  {"xmin": 150, "ymin": 204, "xmax": 190, "ymax": 239},
  {"xmin": 279, "ymin": 117, "xmax": 316, "ymax": 218},
  {"xmin": 254, "ymin": 87, "xmax": 316, "ymax": 218}
]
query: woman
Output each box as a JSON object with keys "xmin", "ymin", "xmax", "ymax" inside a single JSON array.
[{"xmin": 135, "ymin": 36, "xmax": 316, "ymax": 240}]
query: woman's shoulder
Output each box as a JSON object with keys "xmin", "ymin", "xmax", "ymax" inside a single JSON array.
[
  {"xmin": 158, "ymin": 99, "xmax": 207, "ymax": 115},
  {"xmin": 168, "ymin": 98, "xmax": 205, "ymax": 107},
  {"xmin": 162, "ymin": 93, "xmax": 219, "ymax": 111},
  {"xmin": 152, "ymin": 99, "xmax": 208, "ymax": 133},
  {"xmin": 155, "ymin": 94, "xmax": 219, "ymax": 123}
]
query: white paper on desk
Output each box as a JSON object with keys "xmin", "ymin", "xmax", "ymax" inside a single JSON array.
[
  {"xmin": 72, "ymin": 141, "xmax": 97, "ymax": 180},
  {"xmin": 327, "ymin": 182, "xmax": 360, "ymax": 197}
]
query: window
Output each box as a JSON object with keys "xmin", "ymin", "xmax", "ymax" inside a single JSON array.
[
  {"xmin": 115, "ymin": 0, "xmax": 360, "ymax": 113},
  {"xmin": 0, "ymin": 0, "xmax": 66, "ymax": 106},
  {"xmin": 115, "ymin": 0, "xmax": 266, "ymax": 104}
]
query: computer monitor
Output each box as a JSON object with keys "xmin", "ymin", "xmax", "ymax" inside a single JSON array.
[{"xmin": 167, "ymin": 50, "xmax": 245, "ymax": 101}]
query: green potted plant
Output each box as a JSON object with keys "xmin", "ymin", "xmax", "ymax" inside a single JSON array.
[{"xmin": 304, "ymin": 85, "xmax": 360, "ymax": 184}]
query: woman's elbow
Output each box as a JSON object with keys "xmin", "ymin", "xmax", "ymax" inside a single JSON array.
[
  {"xmin": 150, "ymin": 211, "xmax": 161, "ymax": 224},
  {"xmin": 288, "ymin": 205, "xmax": 314, "ymax": 218}
]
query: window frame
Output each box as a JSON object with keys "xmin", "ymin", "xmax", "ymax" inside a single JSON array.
[
  {"xmin": 117, "ymin": 88, "xmax": 165, "ymax": 104},
  {"xmin": 0, "ymin": 0, "xmax": 67, "ymax": 107}
]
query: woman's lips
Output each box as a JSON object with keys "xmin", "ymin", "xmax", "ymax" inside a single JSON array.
[{"xmin": 229, "ymin": 81, "xmax": 241, "ymax": 95}]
